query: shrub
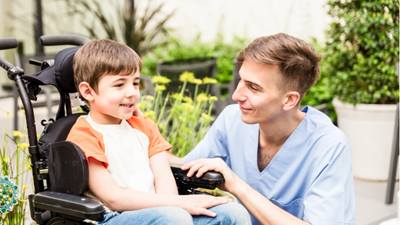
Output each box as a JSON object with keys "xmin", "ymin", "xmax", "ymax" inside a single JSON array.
[
  {"xmin": 323, "ymin": 0, "xmax": 399, "ymax": 104},
  {"xmin": 302, "ymin": 39, "xmax": 336, "ymax": 120},
  {"xmin": 142, "ymin": 36, "xmax": 247, "ymax": 84}
]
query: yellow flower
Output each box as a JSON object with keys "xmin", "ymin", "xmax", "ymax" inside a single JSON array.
[
  {"xmin": 200, "ymin": 113, "xmax": 213, "ymax": 123},
  {"xmin": 208, "ymin": 96, "xmax": 218, "ymax": 102},
  {"xmin": 142, "ymin": 95, "xmax": 155, "ymax": 101},
  {"xmin": 17, "ymin": 143, "xmax": 29, "ymax": 150},
  {"xmin": 144, "ymin": 111, "xmax": 156, "ymax": 120},
  {"xmin": 203, "ymin": 77, "xmax": 218, "ymax": 84},
  {"xmin": 171, "ymin": 93, "xmax": 183, "ymax": 101},
  {"xmin": 2, "ymin": 156, "xmax": 9, "ymax": 163},
  {"xmin": 179, "ymin": 71, "xmax": 196, "ymax": 83},
  {"xmin": 182, "ymin": 103, "xmax": 194, "ymax": 112},
  {"xmin": 12, "ymin": 130, "xmax": 24, "ymax": 139},
  {"xmin": 190, "ymin": 78, "xmax": 202, "ymax": 85},
  {"xmin": 152, "ymin": 75, "xmax": 171, "ymax": 85},
  {"xmin": 155, "ymin": 85, "xmax": 166, "ymax": 92},
  {"xmin": 183, "ymin": 97, "xmax": 193, "ymax": 103},
  {"xmin": 196, "ymin": 93, "xmax": 208, "ymax": 103}
]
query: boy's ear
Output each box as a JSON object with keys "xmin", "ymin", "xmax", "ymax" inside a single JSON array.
[
  {"xmin": 282, "ymin": 91, "xmax": 301, "ymax": 111},
  {"xmin": 78, "ymin": 82, "xmax": 95, "ymax": 102}
]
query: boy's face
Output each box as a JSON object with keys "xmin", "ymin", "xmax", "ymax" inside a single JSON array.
[
  {"xmin": 87, "ymin": 70, "xmax": 141, "ymax": 124},
  {"xmin": 232, "ymin": 59, "xmax": 289, "ymax": 125}
]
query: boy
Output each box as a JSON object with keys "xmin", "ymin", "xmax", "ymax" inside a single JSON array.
[{"xmin": 67, "ymin": 39, "xmax": 251, "ymax": 225}]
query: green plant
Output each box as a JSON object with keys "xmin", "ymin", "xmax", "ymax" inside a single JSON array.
[
  {"xmin": 324, "ymin": 0, "xmax": 399, "ymax": 104},
  {"xmin": 302, "ymin": 39, "xmax": 336, "ymax": 120},
  {"xmin": 65, "ymin": 0, "xmax": 174, "ymax": 56},
  {"xmin": 0, "ymin": 131, "xmax": 30, "ymax": 225},
  {"xmin": 139, "ymin": 72, "xmax": 218, "ymax": 157},
  {"xmin": 142, "ymin": 35, "xmax": 246, "ymax": 84}
]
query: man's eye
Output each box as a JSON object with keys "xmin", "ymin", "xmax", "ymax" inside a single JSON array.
[
  {"xmin": 248, "ymin": 84, "xmax": 258, "ymax": 91},
  {"xmin": 133, "ymin": 82, "xmax": 140, "ymax": 86}
]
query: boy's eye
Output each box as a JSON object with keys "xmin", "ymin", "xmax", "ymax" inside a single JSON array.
[
  {"xmin": 113, "ymin": 83, "xmax": 124, "ymax": 87},
  {"xmin": 133, "ymin": 81, "xmax": 140, "ymax": 86}
]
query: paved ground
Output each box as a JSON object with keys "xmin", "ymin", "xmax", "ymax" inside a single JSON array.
[{"xmin": 355, "ymin": 179, "xmax": 397, "ymax": 225}]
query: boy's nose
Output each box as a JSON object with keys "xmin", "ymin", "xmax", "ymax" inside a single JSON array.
[{"xmin": 126, "ymin": 85, "xmax": 140, "ymax": 98}]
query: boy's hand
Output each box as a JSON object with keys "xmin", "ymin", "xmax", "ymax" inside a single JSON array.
[
  {"xmin": 179, "ymin": 194, "xmax": 231, "ymax": 217},
  {"xmin": 181, "ymin": 158, "xmax": 240, "ymax": 193}
]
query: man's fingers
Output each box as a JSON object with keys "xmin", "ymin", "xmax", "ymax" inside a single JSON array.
[
  {"xmin": 181, "ymin": 159, "xmax": 201, "ymax": 170},
  {"xmin": 196, "ymin": 164, "xmax": 213, "ymax": 178},
  {"xmin": 186, "ymin": 163, "xmax": 204, "ymax": 177}
]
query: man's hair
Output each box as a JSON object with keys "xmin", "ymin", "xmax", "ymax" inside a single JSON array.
[
  {"xmin": 73, "ymin": 39, "xmax": 141, "ymax": 92},
  {"xmin": 237, "ymin": 33, "xmax": 320, "ymax": 97}
]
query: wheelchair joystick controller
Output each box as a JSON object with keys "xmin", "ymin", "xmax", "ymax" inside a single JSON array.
[{"xmin": 170, "ymin": 164, "xmax": 225, "ymax": 195}]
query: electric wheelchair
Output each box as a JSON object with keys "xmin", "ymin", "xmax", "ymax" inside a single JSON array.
[{"xmin": 0, "ymin": 35, "xmax": 224, "ymax": 225}]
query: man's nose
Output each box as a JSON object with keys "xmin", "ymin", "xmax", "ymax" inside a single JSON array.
[{"xmin": 232, "ymin": 81, "xmax": 245, "ymax": 102}]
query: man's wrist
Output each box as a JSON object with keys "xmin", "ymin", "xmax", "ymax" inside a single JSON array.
[{"xmin": 228, "ymin": 174, "xmax": 247, "ymax": 196}]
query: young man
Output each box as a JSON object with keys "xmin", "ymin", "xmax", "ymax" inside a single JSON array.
[
  {"xmin": 67, "ymin": 39, "xmax": 251, "ymax": 225},
  {"xmin": 181, "ymin": 33, "xmax": 356, "ymax": 225}
]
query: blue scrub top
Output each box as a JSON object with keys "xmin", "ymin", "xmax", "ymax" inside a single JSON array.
[{"xmin": 184, "ymin": 104, "xmax": 356, "ymax": 225}]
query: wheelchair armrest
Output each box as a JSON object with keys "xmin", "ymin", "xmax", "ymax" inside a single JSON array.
[
  {"xmin": 31, "ymin": 191, "xmax": 105, "ymax": 222},
  {"xmin": 170, "ymin": 165, "xmax": 225, "ymax": 194}
]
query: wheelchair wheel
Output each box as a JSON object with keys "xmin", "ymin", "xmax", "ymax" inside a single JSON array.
[{"xmin": 45, "ymin": 217, "xmax": 82, "ymax": 225}]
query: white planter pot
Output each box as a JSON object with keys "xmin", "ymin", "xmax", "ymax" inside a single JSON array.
[{"xmin": 333, "ymin": 98, "xmax": 397, "ymax": 181}]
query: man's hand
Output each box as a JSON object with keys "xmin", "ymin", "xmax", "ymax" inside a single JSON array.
[
  {"xmin": 178, "ymin": 194, "xmax": 231, "ymax": 217},
  {"xmin": 181, "ymin": 158, "xmax": 239, "ymax": 192}
]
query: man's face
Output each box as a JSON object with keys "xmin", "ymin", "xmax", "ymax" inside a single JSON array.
[
  {"xmin": 88, "ymin": 70, "xmax": 141, "ymax": 124},
  {"xmin": 232, "ymin": 59, "xmax": 287, "ymax": 124}
]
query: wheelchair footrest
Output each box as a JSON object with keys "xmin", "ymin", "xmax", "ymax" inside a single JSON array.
[{"xmin": 31, "ymin": 191, "xmax": 105, "ymax": 221}]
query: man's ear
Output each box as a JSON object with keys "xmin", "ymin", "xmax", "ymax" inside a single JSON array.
[
  {"xmin": 283, "ymin": 91, "xmax": 301, "ymax": 111},
  {"xmin": 78, "ymin": 82, "xmax": 95, "ymax": 102}
]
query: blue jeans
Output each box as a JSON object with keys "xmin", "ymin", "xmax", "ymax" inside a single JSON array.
[{"xmin": 98, "ymin": 202, "xmax": 251, "ymax": 225}]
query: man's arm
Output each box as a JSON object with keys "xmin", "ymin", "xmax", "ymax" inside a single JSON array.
[
  {"xmin": 233, "ymin": 176, "xmax": 310, "ymax": 225},
  {"xmin": 182, "ymin": 158, "xmax": 310, "ymax": 225}
]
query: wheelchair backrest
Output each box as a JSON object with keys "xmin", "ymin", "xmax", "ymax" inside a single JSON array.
[{"xmin": 27, "ymin": 46, "xmax": 90, "ymax": 195}]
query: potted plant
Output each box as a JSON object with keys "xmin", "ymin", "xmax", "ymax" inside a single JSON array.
[{"xmin": 324, "ymin": 0, "xmax": 399, "ymax": 180}]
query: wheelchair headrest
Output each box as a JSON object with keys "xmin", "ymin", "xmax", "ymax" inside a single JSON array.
[{"xmin": 29, "ymin": 47, "xmax": 79, "ymax": 93}]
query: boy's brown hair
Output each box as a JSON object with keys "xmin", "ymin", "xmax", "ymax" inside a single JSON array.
[
  {"xmin": 73, "ymin": 39, "xmax": 141, "ymax": 93},
  {"xmin": 237, "ymin": 33, "xmax": 320, "ymax": 97}
]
